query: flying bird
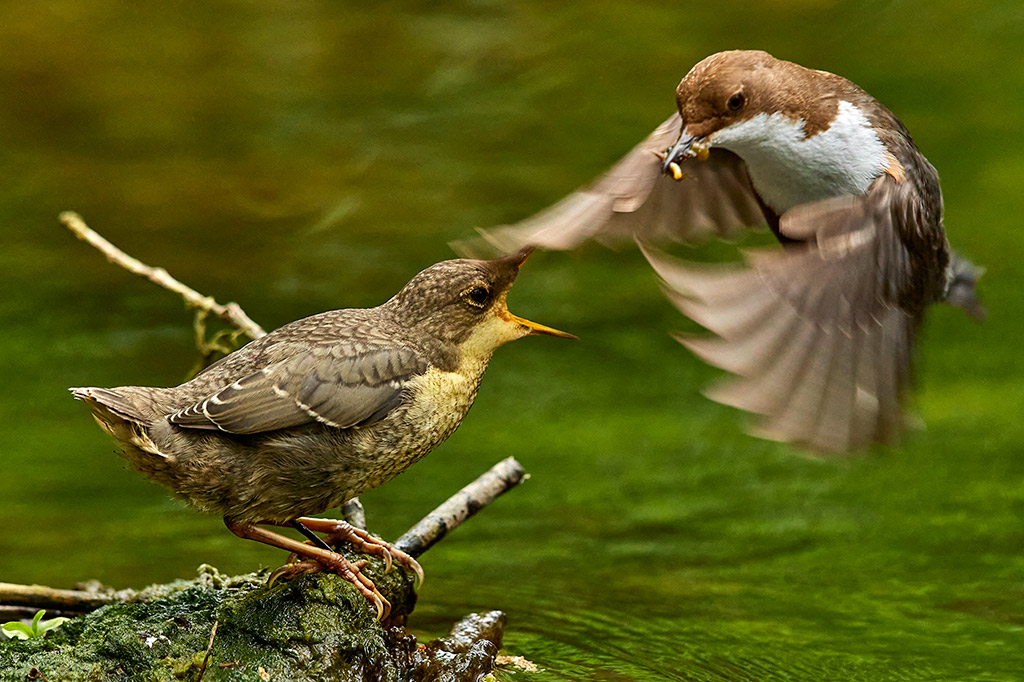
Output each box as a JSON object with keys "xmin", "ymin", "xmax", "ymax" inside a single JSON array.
[{"xmin": 464, "ymin": 50, "xmax": 982, "ymax": 453}]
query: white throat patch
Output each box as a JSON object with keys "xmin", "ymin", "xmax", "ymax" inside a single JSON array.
[{"xmin": 709, "ymin": 100, "xmax": 888, "ymax": 213}]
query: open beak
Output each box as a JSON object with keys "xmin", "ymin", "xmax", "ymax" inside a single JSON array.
[
  {"xmin": 661, "ymin": 133, "xmax": 709, "ymax": 181},
  {"xmin": 494, "ymin": 247, "xmax": 578, "ymax": 340}
]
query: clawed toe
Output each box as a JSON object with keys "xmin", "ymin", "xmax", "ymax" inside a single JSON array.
[
  {"xmin": 328, "ymin": 523, "xmax": 423, "ymax": 586},
  {"xmin": 267, "ymin": 559, "xmax": 322, "ymax": 586},
  {"xmin": 266, "ymin": 552, "xmax": 391, "ymax": 620},
  {"xmin": 387, "ymin": 545, "xmax": 424, "ymax": 588},
  {"xmin": 228, "ymin": 518, "xmax": 395, "ymax": 621},
  {"xmin": 293, "ymin": 517, "xmax": 425, "ymax": 588}
]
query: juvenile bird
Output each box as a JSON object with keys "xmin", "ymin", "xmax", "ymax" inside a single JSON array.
[
  {"xmin": 470, "ymin": 50, "xmax": 982, "ymax": 453},
  {"xmin": 72, "ymin": 248, "xmax": 575, "ymax": 619}
]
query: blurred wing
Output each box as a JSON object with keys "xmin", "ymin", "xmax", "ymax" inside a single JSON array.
[
  {"xmin": 643, "ymin": 176, "xmax": 922, "ymax": 453},
  {"xmin": 169, "ymin": 344, "xmax": 427, "ymax": 434},
  {"xmin": 458, "ymin": 113, "xmax": 765, "ymax": 256}
]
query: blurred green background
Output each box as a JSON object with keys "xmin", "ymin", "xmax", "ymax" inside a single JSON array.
[{"xmin": 1, "ymin": 2, "xmax": 1022, "ymax": 680}]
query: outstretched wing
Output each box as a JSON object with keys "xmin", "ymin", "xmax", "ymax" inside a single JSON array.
[
  {"xmin": 460, "ymin": 113, "xmax": 766, "ymax": 255},
  {"xmin": 643, "ymin": 176, "xmax": 926, "ymax": 453},
  {"xmin": 169, "ymin": 343, "xmax": 427, "ymax": 434}
]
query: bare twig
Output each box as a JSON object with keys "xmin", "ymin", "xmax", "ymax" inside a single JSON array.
[
  {"xmin": 394, "ymin": 457, "xmax": 528, "ymax": 558},
  {"xmin": 196, "ymin": 619, "xmax": 219, "ymax": 682},
  {"xmin": 60, "ymin": 211, "xmax": 266, "ymax": 340},
  {"xmin": 341, "ymin": 498, "xmax": 367, "ymax": 531},
  {"xmin": 0, "ymin": 582, "xmax": 115, "ymax": 613}
]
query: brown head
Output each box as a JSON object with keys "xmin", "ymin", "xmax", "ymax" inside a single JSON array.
[
  {"xmin": 385, "ymin": 248, "xmax": 576, "ymax": 357},
  {"xmin": 662, "ymin": 50, "xmax": 860, "ymax": 172}
]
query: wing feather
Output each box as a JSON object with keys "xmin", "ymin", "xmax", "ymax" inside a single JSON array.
[
  {"xmin": 169, "ymin": 345, "xmax": 427, "ymax": 434},
  {"xmin": 645, "ymin": 176, "xmax": 923, "ymax": 452},
  {"xmin": 458, "ymin": 113, "xmax": 765, "ymax": 256}
]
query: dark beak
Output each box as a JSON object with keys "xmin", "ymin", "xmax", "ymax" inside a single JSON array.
[
  {"xmin": 661, "ymin": 133, "xmax": 708, "ymax": 181},
  {"xmin": 497, "ymin": 246, "xmax": 535, "ymax": 270}
]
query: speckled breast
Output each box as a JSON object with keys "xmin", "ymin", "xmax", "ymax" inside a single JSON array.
[{"xmin": 345, "ymin": 356, "xmax": 491, "ymax": 495}]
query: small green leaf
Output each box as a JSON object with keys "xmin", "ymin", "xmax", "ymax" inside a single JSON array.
[
  {"xmin": 36, "ymin": 616, "xmax": 71, "ymax": 636},
  {"xmin": 1, "ymin": 610, "xmax": 70, "ymax": 640},
  {"xmin": 30, "ymin": 610, "xmax": 45, "ymax": 632},
  {"xmin": 1, "ymin": 622, "xmax": 34, "ymax": 640}
]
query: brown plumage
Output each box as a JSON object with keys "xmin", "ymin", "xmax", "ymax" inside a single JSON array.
[
  {"xmin": 72, "ymin": 249, "xmax": 575, "ymax": 619},
  {"xmin": 464, "ymin": 50, "xmax": 983, "ymax": 453}
]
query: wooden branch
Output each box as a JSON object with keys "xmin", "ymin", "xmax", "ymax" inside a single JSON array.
[
  {"xmin": 394, "ymin": 457, "xmax": 528, "ymax": 558},
  {"xmin": 60, "ymin": 211, "xmax": 266, "ymax": 340},
  {"xmin": 0, "ymin": 582, "xmax": 114, "ymax": 613},
  {"xmin": 341, "ymin": 498, "xmax": 367, "ymax": 531}
]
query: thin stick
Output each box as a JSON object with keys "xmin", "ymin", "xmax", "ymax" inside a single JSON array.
[
  {"xmin": 394, "ymin": 457, "xmax": 528, "ymax": 558},
  {"xmin": 341, "ymin": 498, "xmax": 367, "ymax": 531},
  {"xmin": 0, "ymin": 582, "xmax": 114, "ymax": 612},
  {"xmin": 60, "ymin": 211, "xmax": 266, "ymax": 340},
  {"xmin": 196, "ymin": 619, "xmax": 219, "ymax": 682}
]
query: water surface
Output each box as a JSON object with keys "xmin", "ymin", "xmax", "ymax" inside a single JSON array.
[{"xmin": 2, "ymin": 2, "xmax": 1022, "ymax": 680}]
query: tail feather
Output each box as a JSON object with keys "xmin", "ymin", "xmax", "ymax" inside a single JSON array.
[
  {"xmin": 71, "ymin": 387, "xmax": 145, "ymax": 421},
  {"xmin": 70, "ymin": 386, "xmax": 172, "ymax": 461},
  {"xmin": 945, "ymin": 251, "xmax": 986, "ymax": 322}
]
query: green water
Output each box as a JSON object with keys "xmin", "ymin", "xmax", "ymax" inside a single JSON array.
[{"xmin": 2, "ymin": 2, "xmax": 1022, "ymax": 680}]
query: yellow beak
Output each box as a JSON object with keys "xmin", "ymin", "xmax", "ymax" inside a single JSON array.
[
  {"xmin": 507, "ymin": 312, "xmax": 578, "ymax": 340},
  {"xmin": 495, "ymin": 246, "xmax": 577, "ymax": 339}
]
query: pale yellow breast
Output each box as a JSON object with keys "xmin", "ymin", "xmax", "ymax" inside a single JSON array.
[
  {"xmin": 402, "ymin": 312, "xmax": 519, "ymax": 436},
  {"xmin": 344, "ymin": 347, "xmax": 493, "ymax": 495},
  {"xmin": 400, "ymin": 354, "xmax": 489, "ymax": 449},
  {"xmin": 343, "ymin": 314, "xmax": 523, "ymax": 493}
]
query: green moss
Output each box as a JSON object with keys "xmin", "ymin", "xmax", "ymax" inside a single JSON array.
[{"xmin": 0, "ymin": 562, "xmax": 500, "ymax": 681}]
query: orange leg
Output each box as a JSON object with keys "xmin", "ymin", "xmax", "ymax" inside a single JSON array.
[
  {"xmin": 224, "ymin": 519, "xmax": 389, "ymax": 620},
  {"xmin": 291, "ymin": 516, "xmax": 424, "ymax": 588}
]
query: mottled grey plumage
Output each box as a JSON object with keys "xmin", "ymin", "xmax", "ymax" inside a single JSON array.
[
  {"xmin": 72, "ymin": 249, "xmax": 573, "ymax": 618},
  {"xmin": 465, "ymin": 50, "xmax": 983, "ymax": 453}
]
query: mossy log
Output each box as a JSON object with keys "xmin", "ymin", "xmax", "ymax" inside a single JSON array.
[{"xmin": 0, "ymin": 563, "xmax": 505, "ymax": 681}]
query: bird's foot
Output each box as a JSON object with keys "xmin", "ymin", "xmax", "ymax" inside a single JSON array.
[
  {"xmin": 267, "ymin": 557, "xmax": 323, "ymax": 585},
  {"xmin": 267, "ymin": 555, "xmax": 390, "ymax": 621},
  {"xmin": 294, "ymin": 517, "xmax": 424, "ymax": 588},
  {"xmin": 226, "ymin": 518, "xmax": 392, "ymax": 620}
]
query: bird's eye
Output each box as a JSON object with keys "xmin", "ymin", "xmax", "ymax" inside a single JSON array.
[
  {"xmin": 727, "ymin": 92, "xmax": 745, "ymax": 111},
  {"xmin": 464, "ymin": 286, "xmax": 490, "ymax": 307}
]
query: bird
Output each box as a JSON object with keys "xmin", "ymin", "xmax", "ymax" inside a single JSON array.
[
  {"xmin": 71, "ymin": 248, "xmax": 575, "ymax": 620},
  {"xmin": 464, "ymin": 49, "xmax": 983, "ymax": 454}
]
